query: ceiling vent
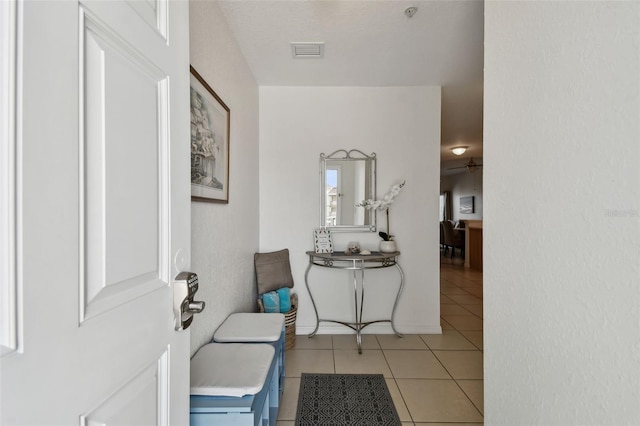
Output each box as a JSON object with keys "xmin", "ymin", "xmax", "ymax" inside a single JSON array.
[{"xmin": 291, "ymin": 42, "xmax": 324, "ymax": 59}]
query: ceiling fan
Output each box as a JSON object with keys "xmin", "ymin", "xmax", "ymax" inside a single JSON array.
[{"xmin": 448, "ymin": 157, "xmax": 483, "ymax": 173}]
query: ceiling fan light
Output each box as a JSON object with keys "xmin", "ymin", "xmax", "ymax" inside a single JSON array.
[{"xmin": 451, "ymin": 146, "xmax": 468, "ymax": 156}]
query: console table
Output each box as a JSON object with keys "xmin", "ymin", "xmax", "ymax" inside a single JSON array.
[{"xmin": 304, "ymin": 251, "xmax": 404, "ymax": 353}]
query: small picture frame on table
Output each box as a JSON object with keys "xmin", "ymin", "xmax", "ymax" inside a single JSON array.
[{"xmin": 314, "ymin": 228, "xmax": 334, "ymax": 253}]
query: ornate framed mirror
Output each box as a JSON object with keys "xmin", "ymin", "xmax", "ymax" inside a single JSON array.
[{"xmin": 320, "ymin": 149, "xmax": 376, "ymax": 232}]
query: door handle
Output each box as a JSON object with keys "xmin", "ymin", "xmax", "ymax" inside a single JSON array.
[
  {"xmin": 173, "ymin": 272, "xmax": 206, "ymax": 330},
  {"xmin": 187, "ymin": 301, "xmax": 205, "ymax": 314}
]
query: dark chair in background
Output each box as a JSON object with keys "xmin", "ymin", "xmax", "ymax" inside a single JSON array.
[
  {"xmin": 442, "ymin": 220, "xmax": 465, "ymax": 259},
  {"xmin": 440, "ymin": 222, "xmax": 448, "ymax": 254}
]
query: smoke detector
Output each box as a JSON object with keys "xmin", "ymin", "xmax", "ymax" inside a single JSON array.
[{"xmin": 290, "ymin": 42, "xmax": 324, "ymax": 59}]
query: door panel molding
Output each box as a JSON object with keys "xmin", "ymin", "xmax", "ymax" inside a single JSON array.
[
  {"xmin": 79, "ymin": 8, "xmax": 170, "ymax": 323},
  {"xmin": 1, "ymin": 0, "xmax": 19, "ymax": 357},
  {"xmin": 80, "ymin": 348, "xmax": 170, "ymax": 426},
  {"xmin": 125, "ymin": 0, "xmax": 168, "ymax": 42}
]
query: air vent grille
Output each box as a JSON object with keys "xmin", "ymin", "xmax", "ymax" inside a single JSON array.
[{"xmin": 291, "ymin": 42, "xmax": 324, "ymax": 58}]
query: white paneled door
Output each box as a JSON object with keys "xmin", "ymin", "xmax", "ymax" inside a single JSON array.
[{"xmin": 1, "ymin": 1, "xmax": 192, "ymax": 424}]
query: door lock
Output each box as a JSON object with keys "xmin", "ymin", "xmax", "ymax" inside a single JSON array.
[{"xmin": 173, "ymin": 272, "xmax": 205, "ymax": 330}]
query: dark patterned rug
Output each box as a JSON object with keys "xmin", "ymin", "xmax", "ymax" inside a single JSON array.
[{"xmin": 295, "ymin": 373, "xmax": 401, "ymax": 426}]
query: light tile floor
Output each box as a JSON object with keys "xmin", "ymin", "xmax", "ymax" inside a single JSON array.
[{"xmin": 276, "ymin": 254, "xmax": 483, "ymax": 425}]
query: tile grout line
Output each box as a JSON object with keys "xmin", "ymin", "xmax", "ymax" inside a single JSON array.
[
  {"xmin": 440, "ymin": 258, "xmax": 485, "ymax": 420},
  {"xmin": 378, "ymin": 334, "xmax": 416, "ymax": 425},
  {"xmin": 436, "ymin": 313, "xmax": 485, "ymax": 417}
]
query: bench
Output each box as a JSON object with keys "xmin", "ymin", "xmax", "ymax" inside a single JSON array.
[
  {"xmin": 190, "ymin": 343, "xmax": 278, "ymax": 426},
  {"xmin": 190, "ymin": 314, "xmax": 285, "ymax": 426},
  {"xmin": 212, "ymin": 313, "xmax": 285, "ymax": 399}
]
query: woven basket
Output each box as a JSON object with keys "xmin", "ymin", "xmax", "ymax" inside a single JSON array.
[{"xmin": 258, "ymin": 292, "xmax": 298, "ymax": 350}]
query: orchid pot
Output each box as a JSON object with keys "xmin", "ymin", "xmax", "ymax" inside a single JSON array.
[{"xmin": 379, "ymin": 240, "xmax": 397, "ymax": 253}]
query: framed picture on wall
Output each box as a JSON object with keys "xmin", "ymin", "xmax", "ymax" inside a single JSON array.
[
  {"xmin": 190, "ymin": 65, "xmax": 230, "ymax": 203},
  {"xmin": 460, "ymin": 196, "xmax": 475, "ymax": 214}
]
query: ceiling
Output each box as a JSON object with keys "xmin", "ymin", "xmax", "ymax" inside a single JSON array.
[{"xmin": 216, "ymin": 0, "xmax": 484, "ymax": 163}]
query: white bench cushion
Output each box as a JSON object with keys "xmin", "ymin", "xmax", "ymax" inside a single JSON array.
[
  {"xmin": 213, "ymin": 313, "xmax": 284, "ymax": 342},
  {"xmin": 190, "ymin": 343, "xmax": 275, "ymax": 397}
]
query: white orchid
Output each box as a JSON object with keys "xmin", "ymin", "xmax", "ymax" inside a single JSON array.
[
  {"xmin": 356, "ymin": 180, "xmax": 406, "ymax": 211},
  {"xmin": 356, "ymin": 180, "xmax": 406, "ymax": 241}
]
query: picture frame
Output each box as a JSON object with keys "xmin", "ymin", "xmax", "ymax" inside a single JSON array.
[
  {"xmin": 460, "ymin": 196, "xmax": 475, "ymax": 214},
  {"xmin": 190, "ymin": 65, "xmax": 230, "ymax": 203},
  {"xmin": 314, "ymin": 228, "xmax": 334, "ymax": 253}
]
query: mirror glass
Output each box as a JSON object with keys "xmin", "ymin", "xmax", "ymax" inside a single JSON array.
[{"xmin": 320, "ymin": 150, "xmax": 376, "ymax": 232}]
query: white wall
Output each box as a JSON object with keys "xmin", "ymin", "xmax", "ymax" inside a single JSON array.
[
  {"xmin": 440, "ymin": 168, "xmax": 483, "ymax": 222},
  {"xmin": 189, "ymin": 1, "xmax": 260, "ymax": 355},
  {"xmin": 259, "ymin": 86, "xmax": 442, "ymax": 335},
  {"xmin": 485, "ymin": 2, "xmax": 640, "ymax": 425}
]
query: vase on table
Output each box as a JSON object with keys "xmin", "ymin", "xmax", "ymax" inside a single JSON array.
[{"xmin": 379, "ymin": 240, "xmax": 397, "ymax": 253}]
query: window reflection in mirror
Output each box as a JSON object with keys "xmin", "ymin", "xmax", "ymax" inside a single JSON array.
[
  {"xmin": 320, "ymin": 150, "xmax": 376, "ymax": 232},
  {"xmin": 325, "ymin": 167, "xmax": 339, "ymax": 226}
]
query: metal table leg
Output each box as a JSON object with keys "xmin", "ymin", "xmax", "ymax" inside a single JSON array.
[
  {"xmin": 305, "ymin": 262, "xmax": 320, "ymax": 337},
  {"xmin": 391, "ymin": 263, "xmax": 405, "ymax": 337},
  {"xmin": 355, "ymin": 262, "xmax": 365, "ymax": 354}
]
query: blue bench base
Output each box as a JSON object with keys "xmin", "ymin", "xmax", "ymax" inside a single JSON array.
[{"xmin": 190, "ymin": 328, "xmax": 285, "ymax": 426}]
